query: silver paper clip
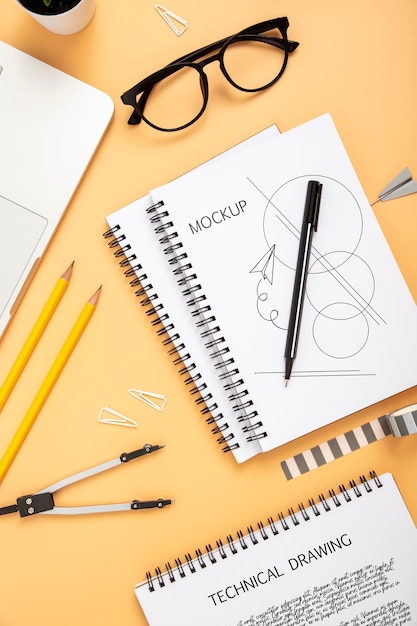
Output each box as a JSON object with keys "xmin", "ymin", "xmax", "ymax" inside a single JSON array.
[
  {"xmin": 98, "ymin": 406, "xmax": 137, "ymax": 428},
  {"xmin": 155, "ymin": 4, "xmax": 188, "ymax": 36},
  {"xmin": 128, "ymin": 389, "xmax": 167, "ymax": 412}
]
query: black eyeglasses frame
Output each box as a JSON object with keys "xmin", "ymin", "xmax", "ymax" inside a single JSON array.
[{"xmin": 121, "ymin": 17, "xmax": 299, "ymax": 132}]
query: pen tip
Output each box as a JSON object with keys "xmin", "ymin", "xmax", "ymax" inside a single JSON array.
[{"xmin": 285, "ymin": 378, "xmax": 289, "ymax": 387}]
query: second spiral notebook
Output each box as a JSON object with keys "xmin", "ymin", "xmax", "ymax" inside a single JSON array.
[
  {"xmin": 104, "ymin": 114, "xmax": 417, "ymax": 463},
  {"xmin": 134, "ymin": 472, "xmax": 417, "ymax": 625}
]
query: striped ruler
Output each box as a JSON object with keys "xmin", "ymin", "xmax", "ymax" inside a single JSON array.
[{"xmin": 281, "ymin": 404, "xmax": 417, "ymax": 480}]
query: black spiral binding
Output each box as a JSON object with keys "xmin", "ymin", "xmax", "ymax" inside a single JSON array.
[
  {"xmin": 146, "ymin": 201, "xmax": 267, "ymax": 443},
  {"xmin": 145, "ymin": 471, "xmax": 382, "ymax": 591},
  {"xmin": 103, "ymin": 207, "xmax": 240, "ymax": 453}
]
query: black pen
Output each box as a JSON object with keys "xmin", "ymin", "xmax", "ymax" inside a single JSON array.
[{"xmin": 284, "ymin": 180, "xmax": 322, "ymax": 385}]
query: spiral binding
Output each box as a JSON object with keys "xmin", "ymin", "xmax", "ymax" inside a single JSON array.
[
  {"xmin": 104, "ymin": 210, "xmax": 240, "ymax": 453},
  {"xmin": 146, "ymin": 201, "xmax": 267, "ymax": 443},
  {"xmin": 145, "ymin": 471, "xmax": 382, "ymax": 591}
]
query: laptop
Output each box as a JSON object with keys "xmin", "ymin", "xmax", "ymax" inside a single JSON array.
[{"xmin": 0, "ymin": 40, "xmax": 114, "ymax": 338}]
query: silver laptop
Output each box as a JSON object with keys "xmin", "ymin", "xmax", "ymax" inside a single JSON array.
[{"xmin": 0, "ymin": 40, "xmax": 114, "ymax": 337}]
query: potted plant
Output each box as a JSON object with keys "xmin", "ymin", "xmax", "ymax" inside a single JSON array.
[{"xmin": 16, "ymin": 0, "xmax": 96, "ymax": 34}]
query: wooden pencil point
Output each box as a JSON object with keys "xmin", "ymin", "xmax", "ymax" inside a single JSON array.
[
  {"xmin": 62, "ymin": 260, "xmax": 75, "ymax": 281},
  {"xmin": 89, "ymin": 285, "xmax": 102, "ymax": 306},
  {"xmin": 0, "ymin": 282, "xmax": 101, "ymax": 483},
  {"xmin": 0, "ymin": 262, "xmax": 75, "ymax": 412}
]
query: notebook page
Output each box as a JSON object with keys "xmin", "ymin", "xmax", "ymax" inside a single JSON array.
[
  {"xmin": 135, "ymin": 473, "xmax": 417, "ymax": 625},
  {"xmin": 149, "ymin": 114, "xmax": 417, "ymax": 452}
]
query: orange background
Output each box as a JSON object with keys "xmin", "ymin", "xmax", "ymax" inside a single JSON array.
[{"xmin": 0, "ymin": 1, "xmax": 416, "ymax": 625}]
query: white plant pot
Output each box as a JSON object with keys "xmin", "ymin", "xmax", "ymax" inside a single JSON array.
[{"xmin": 16, "ymin": 0, "xmax": 96, "ymax": 35}]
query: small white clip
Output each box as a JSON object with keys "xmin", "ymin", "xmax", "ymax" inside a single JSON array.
[
  {"xmin": 154, "ymin": 4, "xmax": 188, "ymax": 36},
  {"xmin": 98, "ymin": 406, "xmax": 137, "ymax": 428},
  {"xmin": 128, "ymin": 389, "xmax": 167, "ymax": 412}
]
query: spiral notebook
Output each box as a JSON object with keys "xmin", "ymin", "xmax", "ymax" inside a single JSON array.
[
  {"xmin": 134, "ymin": 472, "xmax": 417, "ymax": 625},
  {"xmin": 104, "ymin": 126, "xmax": 280, "ymax": 462},
  {"xmin": 104, "ymin": 114, "xmax": 417, "ymax": 463}
]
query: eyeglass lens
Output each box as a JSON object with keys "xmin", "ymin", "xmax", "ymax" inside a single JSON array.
[
  {"xmin": 142, "ymin": 66, "xmax": 207, "ymax": 132},
  {"xmin": 222, "ymin": 37, "xmax": 287, "ymax": 90}
]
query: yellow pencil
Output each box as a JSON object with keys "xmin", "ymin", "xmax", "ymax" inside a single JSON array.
[
  {"xmin": 0, "ymin": 261, "xmax": 75, "ymax": 411},
  {"xmin": 0, "ymin": 285, "xmax": 102, "ymax": 484}
]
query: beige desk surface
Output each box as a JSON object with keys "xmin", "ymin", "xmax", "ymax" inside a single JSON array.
[{"xmin": 0, "ymin": 1, "xmax": 416, "ymax": 624}]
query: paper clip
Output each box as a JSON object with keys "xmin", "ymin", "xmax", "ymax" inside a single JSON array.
[
  {"xmin": 128, "ymin": 389, "xmax": 167, "ymax": 412},
  {"xmin": 98, "ymin": 406, "xmax": 137, "ymax": 428},
  {"xmin": 154, "ymin": 4, "xmax": 188, "ymax": 36}
]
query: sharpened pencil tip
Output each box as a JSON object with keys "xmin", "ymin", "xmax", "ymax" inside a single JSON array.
[
  {"xmin": 285, "ymin": 378, "xmax": 289, "ymax": 387},
  {"xmin": 62, "ymin": 260, "xmax": 75, "ymax": 281},
  {"xmin": 89, "ymin": 285, "xmax": 102, "ymax": 306}
]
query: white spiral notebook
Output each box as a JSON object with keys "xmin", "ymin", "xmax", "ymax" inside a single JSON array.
[
  {"xmin": 134, "ymin": 472, "xmax": 417, "ymax": 625},
  {"xmin": 105, "ymin": 115, "xmax": 417, "ymax": 463}
]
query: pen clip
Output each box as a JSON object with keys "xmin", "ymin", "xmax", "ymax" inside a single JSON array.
[{"xmin": 312, "ymin": 181, "xmax": 322, "ymax": 231}]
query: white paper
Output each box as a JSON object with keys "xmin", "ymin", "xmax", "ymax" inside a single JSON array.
[
  {"xmin": 148, "ymin": 114, "xmax": 417, "ymax": 453},
  {"xmin": 135, "ymin": 473, "xmax": 417, "ymax": 626}
]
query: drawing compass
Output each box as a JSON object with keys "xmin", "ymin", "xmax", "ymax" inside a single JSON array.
[{"xmin": 0, "ymin": 443, "xmax": 172, "ymax": 517}]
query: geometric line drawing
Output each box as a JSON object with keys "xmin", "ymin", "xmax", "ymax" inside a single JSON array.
[
  {"xmin": 254, "ymin": 368, "xmax": 375, "ymax": 378},
  {"xmin": 249, "ymin": 175, "xmax": 385, "ymax": 327},
  {"xmin": 247, "ymin": 174, "xmax": 387, "ymax": 371},
  {"xmin": 307, "ymin": 248, "xmax": 384, "ymax": 327},
  {"xmin": 250, "ymin": 244, "xmax": 275, "ymax": 284}
]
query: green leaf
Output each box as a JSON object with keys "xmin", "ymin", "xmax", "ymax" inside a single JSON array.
[{"xmin": 43, "ymin": 0, "xmax": 52, "ymax": 6}]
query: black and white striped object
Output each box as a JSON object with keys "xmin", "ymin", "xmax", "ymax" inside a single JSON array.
[{"xmin": 281, "ymin": 404, "xmax": 417, "ymax": 480}]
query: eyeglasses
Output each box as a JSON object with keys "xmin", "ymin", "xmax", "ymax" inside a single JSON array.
[{"xmin": 121, "ymin": 17, "xmax": 299, "ymax": 132}]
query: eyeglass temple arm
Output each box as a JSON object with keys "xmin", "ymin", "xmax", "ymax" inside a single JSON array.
[
  {"xmin": 169, "ymin": 34, "xmax": 298, "ymax": 68},
  {"xmin": 242, "ymin": 35, "xmax": 299, "ymax": 52},
  {"xmin": 170, "ymin": 16, "xmax": 294, "ymax": 63},
  {"xmin": 127, "ymin": 90, "xmax": 150, "ymax": 125}
]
